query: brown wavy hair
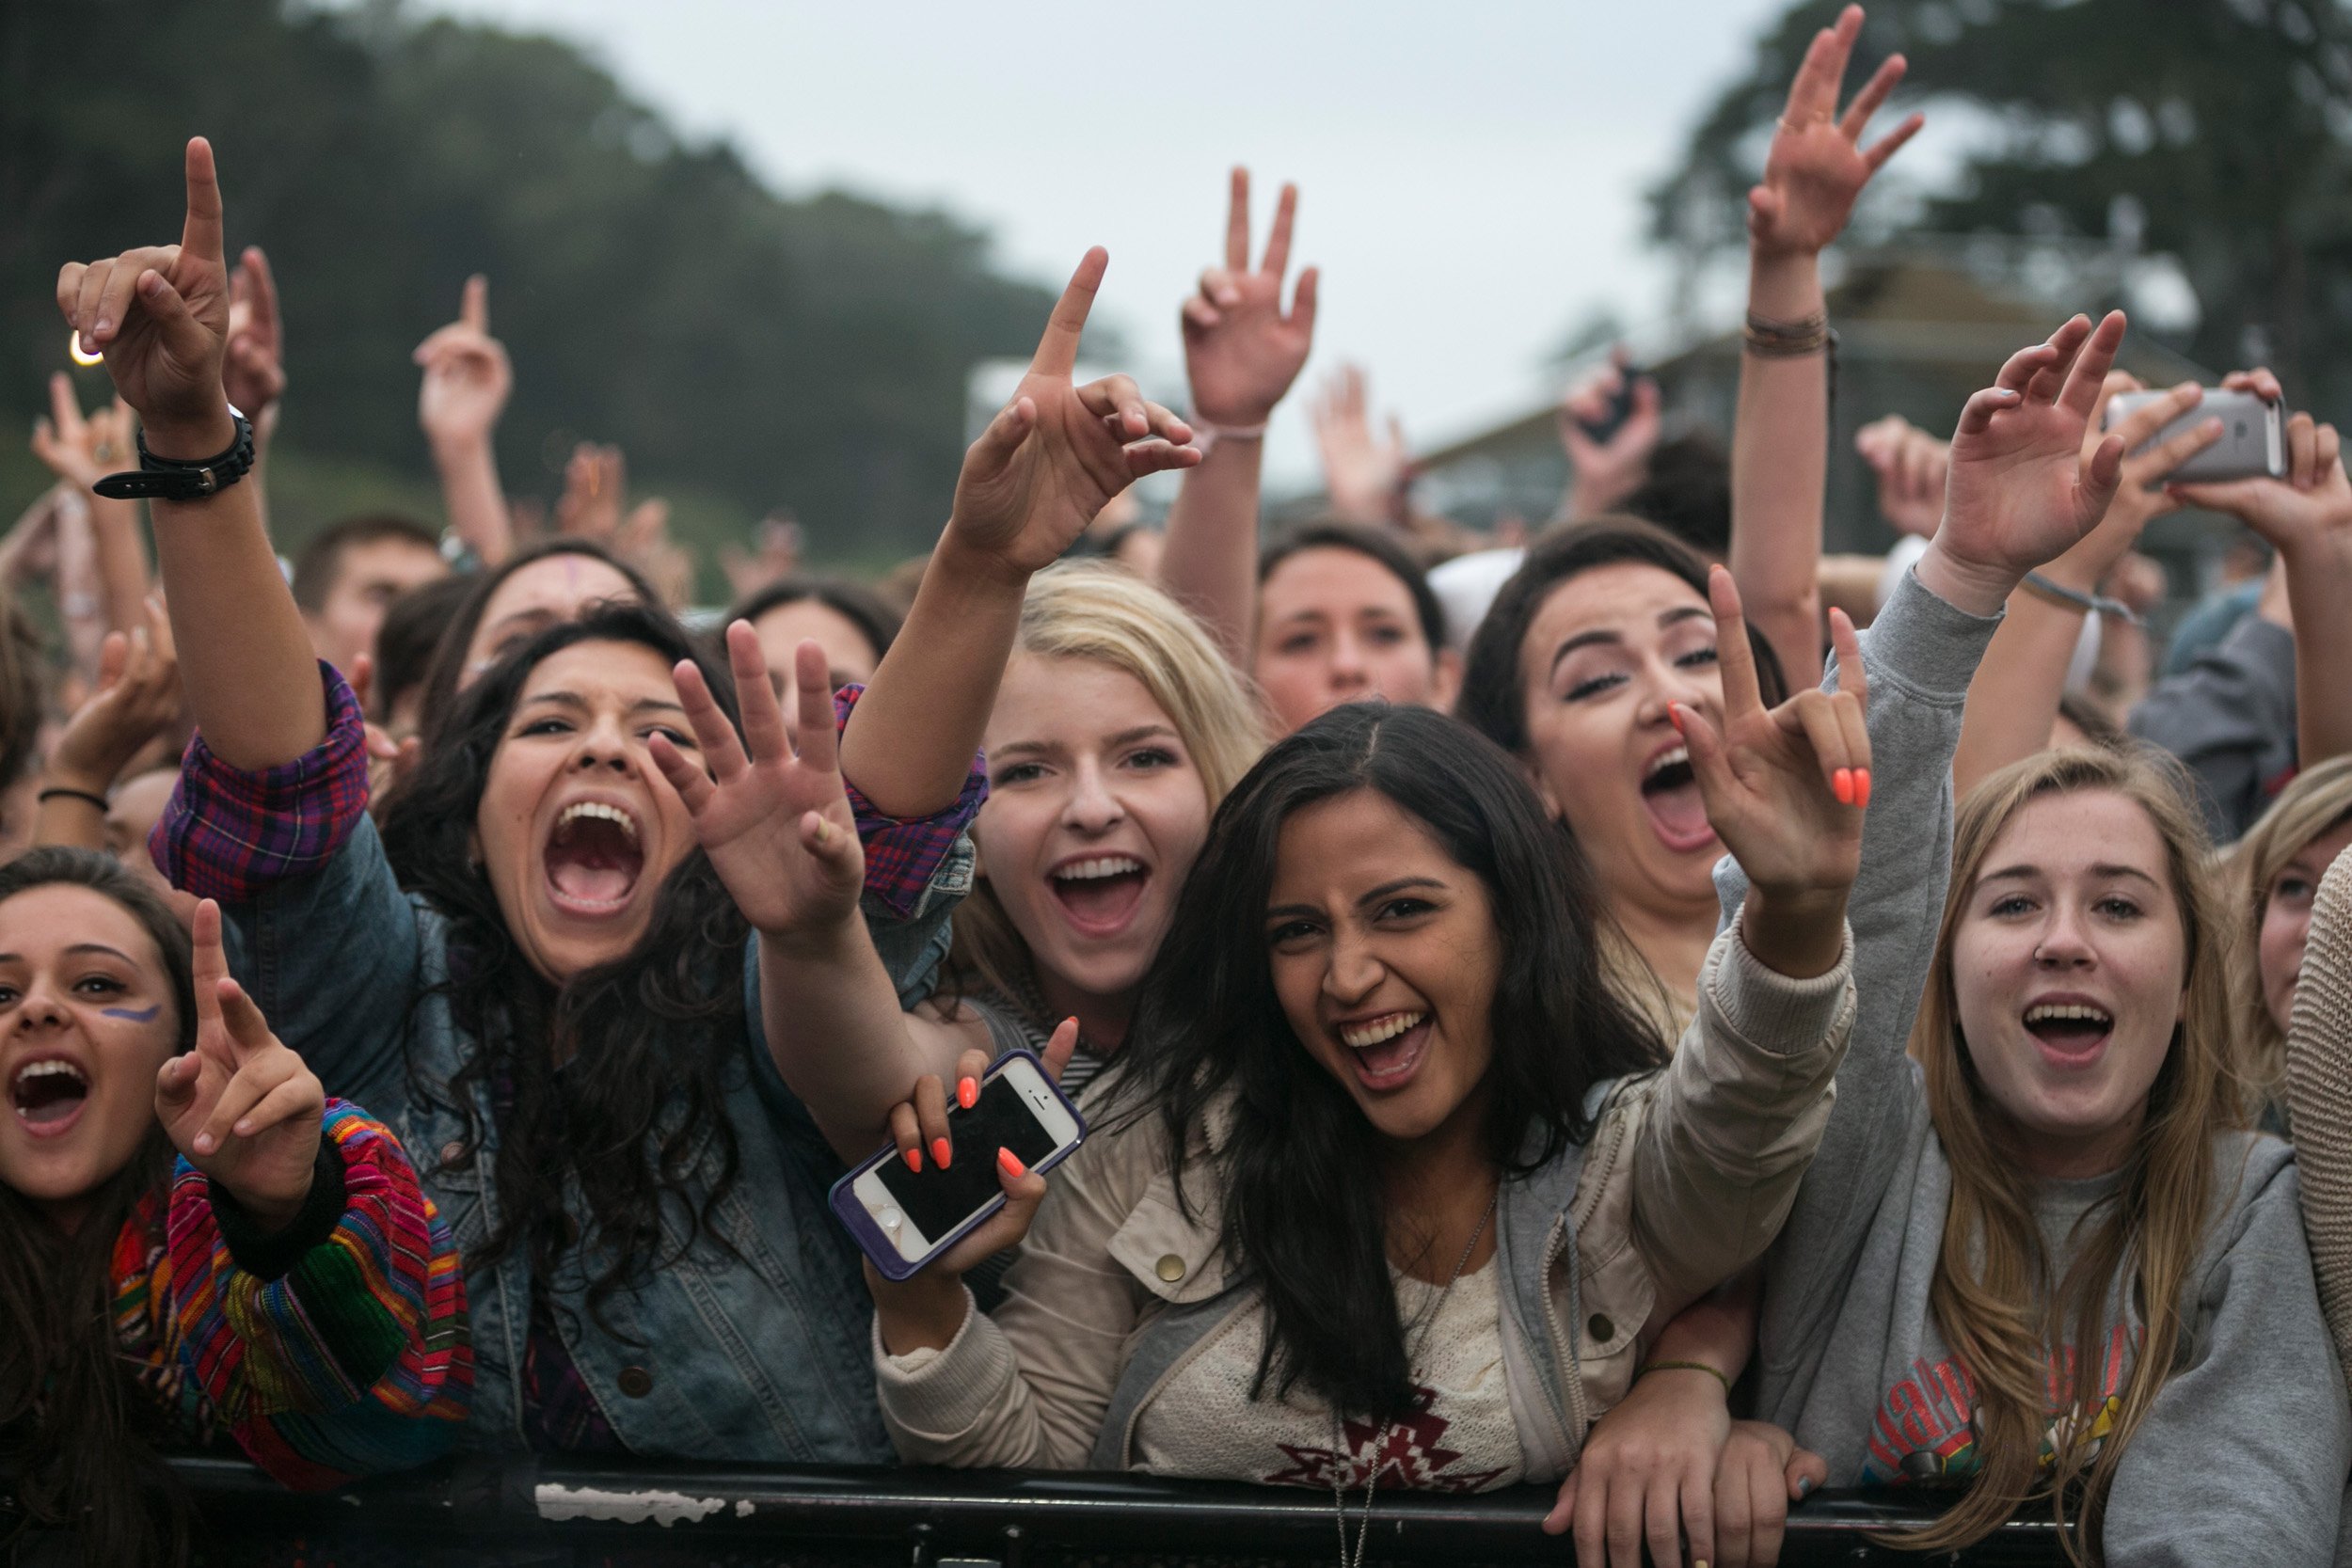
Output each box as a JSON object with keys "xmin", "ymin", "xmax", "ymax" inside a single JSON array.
[{"xmin": 1906, "ymin": 746, "xmax": 2243, "ymax": 1564}]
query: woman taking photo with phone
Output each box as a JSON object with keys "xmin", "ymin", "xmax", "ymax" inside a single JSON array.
[{"xmin": 0, "ymin": 850, "xmax": 469, "ymax": 1563}]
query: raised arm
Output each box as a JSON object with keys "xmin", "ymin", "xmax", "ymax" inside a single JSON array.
[
  {"xmin": 653, "ymin": 627, "xmax": 979, "ymax": 1162},
  {"xmin": 2169, "ymin": 370, "xmax": 2352, "ymax": 772},
  {"xmin": 414, "ymin": 275, "xmax": 516, "ymax": 568},
  {"xmin": 56, "ymin": 137, "xmax": 322, "ymax": 768},
  {"xmin": 1157, "ymin": 168, "xmax": 1317, "ymax": 664},
  {"xmin": 1952, "ymin": 376, "xmax": 2217, "ymax": 794},
  {"xmin": 35, "ymin": 597, "xmax": 180, "ymax": 852},
  {"xmin": 1729, "ymin": 3, "xmax": 1921, "ymax": 688},
  {"xmin": 222, "ymin": 245, "xmax": 287, "ymax": 538},
  {"xmin": 31, "ymin": 376, "xmax": 151, "ymax": 642},
  {"xmin": 841, "ymin": 248, "xmax": 1200, "ymax": 817}
]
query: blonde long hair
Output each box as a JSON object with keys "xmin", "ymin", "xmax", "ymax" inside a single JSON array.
[
  {"xmin": 1907, "ymin": 747, "xmax": 2240, "ymax": 1564},
  {"xmin": 948, "ymin": 564, "xmax": 1269, "ymax": 1006},
  {"xmin": 2228, "ymin": 754, "xmax": 2352, "ymax": 1120}
]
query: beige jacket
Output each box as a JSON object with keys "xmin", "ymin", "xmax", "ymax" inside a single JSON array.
[{"xmin": 875, "ymin": 918, "xmax": 1855, "ymax": 1478}]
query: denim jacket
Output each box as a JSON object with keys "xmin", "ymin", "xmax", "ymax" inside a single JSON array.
[{"xmin": 220, "ymin": 813, "xmax": 969, "ymax": 1460}]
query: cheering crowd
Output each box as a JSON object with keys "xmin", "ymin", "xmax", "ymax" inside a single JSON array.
[{"xmin": 12, "ymin": 8, "xmax": 2352, "ymax": 1564}]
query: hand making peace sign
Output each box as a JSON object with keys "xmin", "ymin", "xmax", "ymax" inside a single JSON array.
[
  {"xmin": 947, "ymin": 248, "xmax": 1200, "ymax": 579},
  {"xmin": 1182, "ymin": 168, "xmax": 1318, "ymax": 431},
  {"xmin": 1749, "ymin": 5, "xmax": 1922, "ymax": 259}
]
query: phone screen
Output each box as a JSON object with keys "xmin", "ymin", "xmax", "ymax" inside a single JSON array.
[{"xmin": 873, "ymin": 1071, "xmax": 1063, "ymax": 1242}]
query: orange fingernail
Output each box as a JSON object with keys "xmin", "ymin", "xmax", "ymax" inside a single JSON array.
[
  {"xmin": 998, "ymin": 1147, "xmax": 1026, "ymax": 1178},
  {"xmin": 1833, "ymin": 767, "xmax": 1855, "ymax": 805},
  {"xmin": 1668, "ymin": 705, "xmax": 1686, "ymax": 736},
  {"xmin": 957, "ymin": 1076, "xmax": 977, "ymax": 1110},
  {"xmin": 931, "ymin": 1137, "xmax": 953, "ymax": 1169},
  {"xmin": 903, "ymin": 1147, "xmax": 923, "ymax": 1174},
  {"xmin": 1855, "ymin": 769, "xmax": 1873, "ymax": 809}
]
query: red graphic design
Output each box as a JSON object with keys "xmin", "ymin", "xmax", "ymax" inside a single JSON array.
[{"xmin": 1264, "ymin": 1386, "xmax": 1508, "ymax": 1494}]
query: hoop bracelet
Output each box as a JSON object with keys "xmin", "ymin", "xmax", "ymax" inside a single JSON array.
[
  {"xmin": 2020, "ymin": 570, "xmax": 2142, "ymax": 626},
  {"xmin": 1188, "ymin": 417, "xmax": 1267, "ymax": 441},
  {"xmin": 37, "ymin": 786, "xmax": 108, "ymax": 812},
  {"xmin": 1638, "ymin": 1359, "xmax": 1733, "ymax": 1394},
  {"xmin": 1743, "ymin": 309, "xmax": 1833, "ymax": 358}
]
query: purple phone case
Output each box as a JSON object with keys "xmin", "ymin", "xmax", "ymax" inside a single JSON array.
[{"xmin": 828, "ymin": 1047, "xmax": 1089, "ymax": 1282}]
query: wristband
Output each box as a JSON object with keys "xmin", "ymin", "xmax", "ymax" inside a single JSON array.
[
  {"xmin": 37, "ymin": 786, "xmax": 108, "ymax": 813},
  {"xmin": 1189, "ymin": 416, "xmax": 1267, "ymax": 456},
  {"xmin": 2020, "ymin": 570, "xmax": 2142, "ymax": 626},
  {"xmin": 1639, "ymin": 1359, "xmax": 1734, "ymax": 1394},
  {"xmin": 93, "ymin": 410, "xmax": 256, "ymax": 502},
  {"xmin": 1742, "ymin": 309, "xmax": 1833, "ymax": 358}
]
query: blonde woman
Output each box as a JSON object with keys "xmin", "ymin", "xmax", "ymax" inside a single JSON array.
[
  {"xmin": 1754, "ymin": 747, "xmax": 2345, "ymax": 1564},
  {"xmin": 2231, "ymin": 755, "xmax": 2352, "ymax": 1128}
]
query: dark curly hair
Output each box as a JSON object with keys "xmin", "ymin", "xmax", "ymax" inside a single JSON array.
[{"xmin": 378, "ymin": 603, "xmax": 752, "ymax": 1335}]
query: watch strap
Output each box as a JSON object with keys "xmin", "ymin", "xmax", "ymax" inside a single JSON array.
[{"xmin": 93, "ymin": 411, "xmax": 256, "ymax": 502}]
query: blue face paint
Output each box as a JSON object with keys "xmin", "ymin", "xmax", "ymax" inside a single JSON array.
[{"xmin": 102, "ymin": 1005, "xmax": 161, "ymax": 1022}]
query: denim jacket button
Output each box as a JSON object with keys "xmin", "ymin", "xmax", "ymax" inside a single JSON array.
[
  {"xmin": 438, "ymin": 1141, "xmax": 467, "ymax": 1170},
  {"xmin": 1154, "ymin": 1254, "xmax": 1185, "ymax": 1284},
  {"xmin": 618, "ymin": 1366, "xmax": 654, "ymax": 1398},
  {"xmin": 1587, "ymin": 1313, "xmax": 1616, "ymax": 1344}
]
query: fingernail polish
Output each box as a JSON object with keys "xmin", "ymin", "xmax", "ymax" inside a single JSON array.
[
  {"xmin": 1797, "ymin": 1477, "xmax": 1815, "ymax": 1498},
  {"xmin": 1856, "ymin": 769, "xmax": 1873, "ymax": 809},
  {"xmin": 957, "ymin": 1077, "xmax": 977, "ymax": 1111},
  {"xmin": 931, "ymin": 1137, "xmax": 953, "ymax": 1169},
  {"xmin": 998, "ymin": 1147, "xmax": 1026, "ymax": 1178},
  {"xmin": 1833, "ymin": 767, "xmax": 1855, "ymax": 804},
  {"xmin": 903, "ymin": 1147, "xmax": 922, "ymax": 1173},
  {"xmin": 1668, "ymin": 705, "xmax": 1685, "ymax": 735}
]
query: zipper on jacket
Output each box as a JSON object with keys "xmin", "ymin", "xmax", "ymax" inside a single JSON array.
[{"xmin": 1551, "ymin": 1089, "xmax": 1634, "ymax": 1455}]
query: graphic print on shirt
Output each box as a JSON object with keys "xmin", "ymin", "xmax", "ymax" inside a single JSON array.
[
  {"xmin": 1862, "ymin": 1324, "xmax": 2134, "ymax": 1485},
  {"xmin": 1263, "ymin": 1386, "xmax": 1510, "ymax": 1494}
]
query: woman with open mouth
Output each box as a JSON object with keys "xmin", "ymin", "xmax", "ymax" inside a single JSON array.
[
  {"xmin": 0, "ymin": 848, "xmax": 470, "ymax": 1562},
  {"xmin": 1744, "ymin": 744, "xmax": 2347, "ymax": 1564},
  {"xmin": 838, "ymin": 578, "xmax": 1869, "ymax": 1507},
  {"xmin": 62, "ymin": 141, "xmax": 1196, "ymax": 1460}
]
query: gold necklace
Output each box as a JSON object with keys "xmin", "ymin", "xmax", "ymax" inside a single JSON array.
[{"xmin": 1329, "ymin": 1189, "xmax": 1500, "ymax": 1568}]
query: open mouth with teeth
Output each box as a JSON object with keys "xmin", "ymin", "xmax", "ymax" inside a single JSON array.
[
  {"xmin": 1047, "ymin": 855, "xmax": 1150, "ymax": 938},
  {"xmin": 1639, "ymin": 745, "xmax": 1716, "ymax": 855},
  {"xmin": 544, "ymin": 801, "xmax": 645, "ymax": 917},
  {"xmin": 10, "ymin": 1057, "xmax": 89, "ymax": 1136},
  {"xmin": 1336, "ymin": 1009, "xmax": 1431, "ymax": 1092},
  {"xmin": 2024, "ymin": 1001, "xmax": 2114, "ymax": 1065}
]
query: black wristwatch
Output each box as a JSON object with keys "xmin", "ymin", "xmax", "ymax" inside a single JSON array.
[{"xmin": 92, "ymin": 409, "xmax": 256, "ymax": 501}]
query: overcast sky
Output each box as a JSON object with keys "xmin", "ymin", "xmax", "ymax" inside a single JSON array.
[{"xmin": 425, "ymin": 0, "xmax": 1804, "ymax": 488}]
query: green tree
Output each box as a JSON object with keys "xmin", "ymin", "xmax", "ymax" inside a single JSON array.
[
  {"xmin": 1654, "ymin": 0, "xmax": 2352, "ymax": 411},
  {"xmin": 0, "ymin": 0, "xmax": 1060, "ymax": 569}
]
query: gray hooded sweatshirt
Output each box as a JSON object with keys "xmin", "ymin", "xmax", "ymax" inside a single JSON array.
[{"xmin": 1723, "ymin": 568, "xmax": 2349, "ymax": 1566}]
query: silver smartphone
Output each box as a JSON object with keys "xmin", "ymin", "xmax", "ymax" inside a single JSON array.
[{"xmin": 2104, "ymin": 388, "xmax": 2284, "ymax": 483}]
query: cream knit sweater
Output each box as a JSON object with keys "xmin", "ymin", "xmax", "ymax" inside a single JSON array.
[{"xmin": 2286, "ymin": 846, "xmax": 2352, "ymax": 1381}]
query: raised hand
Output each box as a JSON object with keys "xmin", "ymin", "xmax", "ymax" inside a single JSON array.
[
  {"xmin": 1182, "ymin": 168, "xmax": 1318, "ymax": 431},
  {"xmin": 556, "ymin": 441, "xmax": 628, "ymax": 542},
  {"xmin": 2169, "ymin": 368, "xmax": 2352, "ymax": 562},
  {"xmin": 413, "ymin": 275, "xmax": 513, "ymax": 451},
  {"xmin": 1853, "ymin": 413, "xmax": 1947, "ymax": 539},
  {"xmin": 46, "ymin": 596, "xmax": 182, "ymax": 799},
  {"xmin": 30, "ymin": 374, "xmax": 135, "ymax": 494},
  {"xmin": 1925, "ymin": 311, "xmax": 2131, "ymax": 616},
  {"xmin": 1677, "ymin": 567, "xmax": 1868, "ymax": 976},
  {"xmin": 947, "ymin": 249, "xmax": 1199, "ymax": 578},
  {"xmin": 56, "ymin": 138, "xmax": 232, "ymax": 453},
  {"xmin": 2035, "ymin": 373, "xmax": 2219, "ymax": 591},
  {"xmin": 1310, "ymin": 364, "xmax": 1409, "ymax": 526},
  {"xmin": 155, "ymin": 900, "xmax": 327, "ymax": 1231},
  {"xmin": 1748, "ymin": 5, "xmax": 1922, "ymax": 259},
  {"xmin": 650, "ymin": 626, "xmax": 864, "ymax": 941},
  {"xmin": 222, "ymin": 246, "xmax": 286, "ymax": 428},
  {"xmin": 1559, "ymin": 348, "xmax": 1662, "ymax": 519}
]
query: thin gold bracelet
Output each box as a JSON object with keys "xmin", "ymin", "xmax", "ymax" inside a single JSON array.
[{"xmin": 1639, "ymin": 1359, "xmax": 1733, "ymax": 1394}]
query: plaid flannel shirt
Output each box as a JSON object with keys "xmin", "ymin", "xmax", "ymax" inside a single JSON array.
[{"xmin": 153, "ymin": 667, "xmax": 986, "ymax": 923}]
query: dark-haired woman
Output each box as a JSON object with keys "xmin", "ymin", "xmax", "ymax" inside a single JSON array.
[
  {"xmin": 1251, "ymin": 522, "xmax": 1461, "ymax": 736},
  {"xmin": 0, "ymin": 849, "xmax": 469, "ymax": 1563},
  {"xmin": 728, "ymin": 575, "xmax": 903, "ymax": 727},
  {"xmin": 66, "ymin": 142, "xmax": 1200, "ymax": 1456}
]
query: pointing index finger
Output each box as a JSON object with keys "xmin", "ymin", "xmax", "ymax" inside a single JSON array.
[
  {"xmin": 1708, "ymin": 564, "xmax": 1765, "ymax": 721},
  {"xmin": 1224, "ymin": 167, "xmax": 1250, "ymax": 275},
  {"xmin": 462, "ymin": 274, "xmax": 489, "ymax": 333},
  {"xmin": 1029, "ymin": 247, "xmax": 1107, "ymax": 381},
  {"xmin": 181, "ymin": 137, "xmax": 226, "ymax": 268}
]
